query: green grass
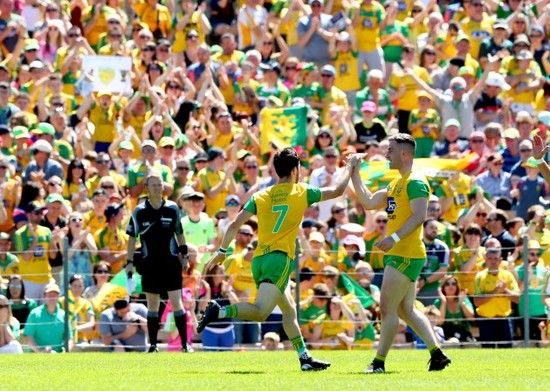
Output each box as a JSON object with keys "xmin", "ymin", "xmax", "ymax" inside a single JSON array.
[{"xmin": 3, "ymin": 349, "xmax": 550, "ymax": 390}]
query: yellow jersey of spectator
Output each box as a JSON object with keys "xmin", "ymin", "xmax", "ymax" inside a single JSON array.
[
  {"xmin": 475, "ymin": 268, "xmax": 519, "ymax": 318},
  {"xmin": 172, "ymin": 11, "xmax": 207, "ymax": 53},
  {"xmin": 333, "ymin": 51, "xmax": 361, "ymax": 92},
  {"xmin": 501, "ymin": 56, "xmax": 543, "ymax": 106},
  {"xmin": 0, "ymin": 178, "xmax": 18, "ymax": 232},
  {"xmin": 301, "ymin": 250, "xmax": 329, "ymax": 284},
  {"xmin": 461, "ymin": 16, "xmax": 494, "ymax": 59},
  {"xmin": 94, "ymin": 226, "xmax": 128, "ymax": 274},
  {"xmin": 133, "ymin": 1, "xmax": 171, "ymax": 39},
  {"xmin": 83, "ymin": 209, "xmax": 107, "ymax": 236},
  {"xmin": 81, "ymin": 4, "xmax": 118, "ymax": 49},
  {"xmin": 313, "ymin": 312, "xmax": 354, "ymax": 350},
  {"xmin": 321, "ymin": 86, "xmax": 348, "ymax": 125},
  {"xmin": 452, "ymin": 246, "xmax": 485, "ymax": 294},
  {"xmin": 350, "ymin": 0, "xmax": 385, "ymax": 52},
  {"xmin": 89, "ymin": 101, "xmax": 122, "ymax": 144},
  {"xmin": 224, "ymin": 253, "xmax": 257, "ymax": 304},
  {"xmin": 196, "ymin": 166, "xmax": 231, "ymax": 217},
  {"xmin": 389, "ymin": 66, "xmax": 431, "ymax": 112},
  {"xmin": 435, "ymin": 172, "xmax": 473, "ymax": 224},
  {"xmin": 14, "ymin": 225, "xmax": 52, "ymax": 284}
]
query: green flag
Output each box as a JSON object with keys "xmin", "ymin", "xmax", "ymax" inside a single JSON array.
[
  {"xmin": 338, "ymin": 272, "xmax": 375, "ymax": 309},
  {"xmin": 110, "ymin": 270, "xmax": 143, "ymax": 295},
  {"xmin": 260, "ymin": 106, "xmax": 308, "ymax": 153}
]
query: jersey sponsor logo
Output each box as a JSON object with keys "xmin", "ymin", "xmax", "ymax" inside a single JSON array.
[
  {"xmin": 386, "ymin": 196, "xmax": 397, "ymax": 215},
  {"xmin": 34, "ymin": 245, "xmax": 45, "ymax": 257}
]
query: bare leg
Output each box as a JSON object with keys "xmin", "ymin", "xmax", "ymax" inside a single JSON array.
[
  {"xmin": 232, "ymin": 282, "xmax": 282, "ymax": 322},
  {"xmin": 397, "ymin": 282, "xmax": 440, "ymax": 350},
  {"xmin": 375, "ymin": 266, "xmax": 415, "ymax": 358}
]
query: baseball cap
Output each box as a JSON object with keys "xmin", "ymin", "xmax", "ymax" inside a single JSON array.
[
  {"xmin": 104, "ymin": 203, "xmax": 123, "ymax": 220},
  {"xmin": 513, "ymin": 34, "xmax": 531, "ymax": 46},
  {"xmin": 36, "ymin": 122, "xmax": 56, "ymax": 136},
  {"xmin": 538, "ymin": 111, "xmax": 550, "ymax": 126},
  {"xmin": 337, "ymin": 31, "xmax": 351, "ymax": 42},
  {"xmin": 454, "ymin": 33, "xmax": 470, "ymax": 44},
  {"xmin": 236, "ymin": 149, "xmax": 252, "ymax": 160},
  {"xmin": 494, "ymin": 20, "xmax": 509, "ymax": 31},
  {"xmin": 300, "ymin": 62, "xmax": 317, "ymax": 72},
  {"xmin": 308, "ymin": 0, "xmax": 324, "ymax": 4},
  {"xmin": 341, "ymin": 235, "xmax": 366, "ymax": 256},
  {"xmin": 29, "ymin": 60, "xmax": 44, "ymax": 69},
  {"xmin": 193, "ymin": 152, "xmax": 208, "ymax": 162},
  {"xmin": 118, "ymin": 140, "xmax": 134, "ymax": 151},
  {"xmin": 25, "ymin": 41, "xmax": 40, "ymax": 51},
  {"xmin": 141, "ymin": 139, "xmax": 157, "ymax": 150},
  {"xmin": 302, "ymin": 218, "xmax": 317, "ymax": 229},
  {"xmin": 225, "ymin": 194, "xmax": 241, "ymax": 206},
  {"xmin": 185, "ymin": 191, "xmax": 205, "ymax": 200},
  {"xmin": 97, "ymin": 90, "xmax": 112, "ymax": 98},
  {"xmin": 458, "ymin": 66, "xmax": 475, "ymax": 77},
  {"xmin": 361, "ymin": 100, "xmax": 377, "ymax": 113},
  {"xmin": 444, "ymin": 119, "xmax": 461, "ymax": 129},
  {"xmin": 207, "ymin": 147, "xmax": 224, "ymax": 161},
  {"xmin": 158, "ymin": 136, "xmax": 175, "ymax": 148},
  {"xmin": 31, "ymin": 139, "xmax": 53, "ymax": 153},
  {"xmin": 260, "ymin": 61, "xmax": 282, "ymax": 74},
  {"xmin": 12, "ymin": 126, "xmax": 29, "ymax": 139},
  {"xmin": 46, "ymin": 193, "xmax": 65, "ymax": 204},
  {"xmin": 174, "ymin": 133, "xmax": 189, "ymax": 150},
  {"xmin": 470, "ymin": 130, "xmax": 486, "ymax": 140},
  {"xmin": 522, "ymin": 157, "xmax": 539, "ymax": 169},
  {"xmin": 25, "ymin": 201, "xmax": 46, "ymax": 214},
  {"xmin": 516, "ymin": 49, "xmax": 533, "ymax": 60},
  {"xmin": 309, "ymin": 231, "xmax": 325, "ymax": 243},
  {"xmin": 504, "ymin": 127, "xmax": 520, "ymax": 139},
  {"xmin": 43, "ymin": 283, "xmax": 61, "ymax": 294},
  {"xmin": 320, "ymin": 64, "xmax": 336, "ymax": 76},
  {"xmin": 485, "ymin": 72, "xmax": 511, "ymax": 90},
  {"xmin": 417, "ymin": 91, "xmax": 433, "ymax": 101}
]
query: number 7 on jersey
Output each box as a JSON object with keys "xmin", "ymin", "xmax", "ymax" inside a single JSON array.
[{"xmin": 272, "ymin": 204, "xmax": 289, "ymax": 233}]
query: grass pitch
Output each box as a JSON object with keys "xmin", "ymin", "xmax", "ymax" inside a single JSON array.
[{"xmin": 3, "ymin": 349, "xmax": 550, "ymax": 390}]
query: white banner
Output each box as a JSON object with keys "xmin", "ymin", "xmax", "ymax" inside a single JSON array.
[{"xmin": 81, "ymin": 55, "xmax": 133, "ymax": 95}]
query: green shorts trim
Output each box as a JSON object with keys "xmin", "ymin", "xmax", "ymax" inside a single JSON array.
[
  {"xmin": 251, "ymin": 251, "xmax": 294, "ymax": 294},
  {"xmin": 383, "ymin": 255, "xmax": 425, "ymax": 282}
]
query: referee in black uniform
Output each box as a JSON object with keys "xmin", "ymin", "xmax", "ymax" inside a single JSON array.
[{"xmin": 126, "ymin": 172, "xmax": 191, "ymax": 352}]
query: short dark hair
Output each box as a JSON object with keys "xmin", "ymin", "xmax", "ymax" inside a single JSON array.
[
  {"xmin": 114, "ymin": 299, "xmax": 129, "ymax": 310},
  {"xmin": 300, "ymin": 267, "xmax": 315, "ymax": 282},
  {"xmin": 273, "ymin": 147, "xmax": 300, "ymax": 178},
  {"xmin": 490, "ymin": 209, "xmax": 508, "ymax": 226},
  {"xmin": 423, "ymin": 218, "xmax": 437, "ymax": 228},
  {"xmin": 388, "ymin": 133, "xmax": 416, "ymax": 153}
]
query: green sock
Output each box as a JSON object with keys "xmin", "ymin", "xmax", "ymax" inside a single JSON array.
[
  {"xmin": 290, "ymin": 335, "xmax": 307, "ymax": 356},
  {"xmin": 223, "ymin": 305, "xmax": 238, "ymax": 319},
  {"xmin": 374, "ymin": 354, "xmax": 386, "ymax": 364}
]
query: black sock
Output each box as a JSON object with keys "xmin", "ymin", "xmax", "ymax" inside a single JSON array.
[
  {"xmin": 147, "ymin": 315, "xmax": 160, "ymax": 346},
  {"xmin": 174, "ymin": 311, "xmax": 188, "ymax": 347},
  {"xmin": 430, "ymin": 348, "xmax": 444, "ymax": 358}
]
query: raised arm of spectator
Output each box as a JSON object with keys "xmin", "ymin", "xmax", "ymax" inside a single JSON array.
[
  {"xmin": 298, "ymin": 16, "xmax": 318, "ymax": 47},
  {"xmin": 533, "ymin": 134, "xmax": 550, "ymax": 182},
  {"xmin": 470, "ymin": 54, "xmax": 501, "ymax": 102},
  {"xmin": 198, "ymin": 2, "xmax": 212, "ymax": 36},
  {"xmin": 404, "ymin": 67, "xmax": 443, "ymax": 101},
  {"xmin": 76, "ymin": 93, "xmax": 94, "ymax": 120},
  {"xmin": 83, "ymin": 4, "xmax": 102, "ymax": 36},
  {"xmin": 6, "ymin": 27, "xmax": 25, "ymax": 71},
  {"xmin": 328, "ymin": 32, "xmax": 337, "ymax": 59},
  {"xmin": 409, "ymin": 0, "xmax": 436, "ymax": 28}
]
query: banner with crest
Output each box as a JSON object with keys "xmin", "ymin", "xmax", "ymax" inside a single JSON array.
[{"xmin": 81, "ymin": 55, "xmax": 133, "ymax": 95}]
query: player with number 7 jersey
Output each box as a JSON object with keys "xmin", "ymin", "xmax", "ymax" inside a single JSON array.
[{"xmin": 245, "ymin": 183, "xmax": 320, "ymax": 260}]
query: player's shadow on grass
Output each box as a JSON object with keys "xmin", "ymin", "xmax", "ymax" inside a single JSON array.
[{"xmin": 225, "ymin": 370, "xmax": 266, "ymax": 375}]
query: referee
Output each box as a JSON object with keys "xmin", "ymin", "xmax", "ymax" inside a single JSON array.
[{"xmin": 126, "ymin": 172, "xmax": 191, "ymax": 353}]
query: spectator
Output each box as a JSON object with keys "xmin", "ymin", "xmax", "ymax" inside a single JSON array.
[
  {"xmin": 353, "ymin": 101, "xmax": 387, "ymax": 149},
  {"xmin": 0, "ymin": 294, "xmax": 22, "ymax": 354},
  {"xmin": 24, "ymin": 283, "xmax": 73, "ymax": 353},
  {"xmin": 309, "ymin": 146, "xmax": 345, "ymax": 222},
  {"xmin": 510, "ymin": 157, "xmax": 549, "ymax": 221},
  {"xmin": 474, "ymin": 72, "xmax": 510, "ymax": 131},
  {"xmin": 82, "ymin": 261, "xmax": 112, "ymax": 301},
  {"xmin": 5, "ymin": 275, "xmax": 37, "ymax": 330},
  {"xmin": 297, "ymin": 0, "xmax": 333, "ymax": 66},
  {"xmin": 417, "ymin": 219, "xmax": 450, "ymax": 306},
  {"xmin": 99, "ymin": 298, "xmax": 148, "ymax": 352},
  {"xmin": 354, "ymin": 69, "xmax": 393, "ymax": 123},
  {"xmin": 475, "ymin": 153, "xmax": 512, "ymax": 201},
  {"xmin": 23, "ymin": 139, "xmax": 64, "ymax": 184},
  {"xmin": 83, "ymin": 189, "xmax": 109, "ymax": 236},
  {"xmin": 310, "ymin": 296, "xmax": 355, "ymax": 350},
  {"xmin": 452, "ymin": 224, "xmax": 486, "ymax": 295},
  {"xmin": 58, "ymin": 274, "xmax": 95, "ymax": 344},
  {"xmin": 94, "ymin": 203, "xmax": 128, "ymax": 274},
  {"xmin": 180, "ymin": 191, "xmax": 217, "ymax": 262},
  {"xmin": 161, "ymin": 287, "xmax": 197, "ymax": 352},
  {"xmin": 350, "ymin": 0, "xmax": 386, "ymax": 77},
  {"xmin": 408, "ymin": 91, "xmax": 440, "ymax": 158},
  {"xmin": 474, "ymin": 247, "xmax": 519, "ymax": 349},
  {"xmin": 483, "ymin": 209, "xmax": 517, "ymax": 261},
  {"xmin": 0, "ymin": 232, "xmax": 18, "ymax": 279},
  {"xmin": 299, "ymin": 282, "xmax": 330, "ymax": 340},
  {"xmin": 431, "ymin": 119, "xmax": 469, "ymax": 158}
]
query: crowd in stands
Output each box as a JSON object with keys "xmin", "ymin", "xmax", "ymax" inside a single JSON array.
[{"xmin": 1, "ymin": 0, "xmax": 550, "ymax": 353}]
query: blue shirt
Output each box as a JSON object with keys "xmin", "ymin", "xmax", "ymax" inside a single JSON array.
[
  {"xmin": 23, "ymin": 158, "xmax": 64, "ymax": 182},
  {"xmin": 501, "ymin": 148, "xmax": 520, "ymax": 173},
  {"xmin": 514, "ymin": 176, "xmax": 548, "ymax": 221},
  {"xmin": 188, "ymin": 61, "xmax": 222, "ymax": 87},
  {"xmin": 475, "ymin": 170, "xmax": 511, "ymax": 199},
  {"xmin": 297, "ymin": 13, "xmax": 332, "ymax": 65}
]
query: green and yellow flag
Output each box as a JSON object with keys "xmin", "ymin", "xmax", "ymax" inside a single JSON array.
[
  {"xmin": 360, "ymin": 153, "xmax": 479, "ymax": 190},
  {"xmin": 338, "ymin": 272, "xmax": 376, "ymax": 309},
  {"xmin": 260, "ymin": 106, "xmax": 308, "ymax": 154}
]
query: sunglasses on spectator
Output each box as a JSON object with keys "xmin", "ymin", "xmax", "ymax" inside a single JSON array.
[
  {"xmin": 245, "ymin": 165, "xmax": 258, "ymax": 169},
  {"xmin": 324, "ymin": 154, "xmax": 338, "ymax": 159},
  {"xmin": 143, "ymin": 47, "xmax": 156, "ymax": 52},
  {"xmin": 46, "ymin": 7, "xmax": 57, "ymax": 12},
  {"xmin": 142, "ymin": 147, "xmax": 156, "ymax": 154},
  {"xmin": 520, "ymin": 149, "xmax": 532, "ymax": 153},
  {"xmin": 97, "ymin": 160, "xmax": 110, "ymax": 164},
  {"xmin": 333, "ymin": 208, "xmax": 345, "ymax": 214},
  {"xmin": 528, "ymin": 251, "xmax": 539, "ymax": 257},
  {"xmin": 444, "ymin": 281, "xmax": 457, "ymax": 286},
  {"xmin": 187, "ymin": 35, "xmax": 198, "ymax": 40},
  {"xmin": 486, "ymin": 217, "xmax": 497, "ymax": 222},
  {"xmin": 177, "ymin": 166, "xmax": 190, "ymax": 171},
  {"xmin": 10, "ymin": 283, "xmax": 22, "ymax": 288},
  {"xmin": 48, "ymin": 181, "xmax": 61, "ymax": 186},
  {"xmin": 68, "ymin": 33, "xmax": 80, "ymax": 38},
  {"xmin": 465, "ymin": 230, "xmax": 481, "ymax": 235},
  {"xmin": 476, "ymin": 212, "xmax": 487, "ymax": 217},
  {"xmin": 96, "ymin": 269, "xmax": 109, "ymax": 274},
  {"xmin": 110, "ymin": 34, "xmax": 122, "ymax": 39},
  {"xmin": 192, "ymin": 125, "xmax": 201, "ymax": 129},
  {"xmin": 411, "ymin": 8, "xmax": 422, "ymax": 12},
  {"xmin": 425, "ymin": 51, "xmax": 436, "ymax": 55},
  {"xmin": 320, "ymin": 74, "xmax": 333, "ymax": 78},
  {"xmin": 286, "ymin": 66, "xmax": 297, "ymax": 71},
  {"xmin": 167, "ymin": 84, "xmax": 181, "ymax": 90},
  {"xmin": 238, "ymin": 231, "xmax": 253, "ymax": 237},
  {"xmin": 52, "ymin": 101, "xmax": 64, "ymax": 107},
  {"xmin": 226, "ymin": 201, "xmax": 239, "ymax": 207},
  {"xmin": 428, "ymin": 206, "xmax": 440, "ymax": 212},
  {"xmin": 162, "ymin": 145, "xmax": 174, "ymax": 150},
  {"xmin": 108, "ymin": 20, "xmax": 120, "ymax": 24},
  {"xmin": 158, "ymin": 48, "xmax": 170, "ymax": 52},
  {"xmin": 70, "ymin": 217, "xmax": 83, "ymax": 223},
  {"xmin": 376, "ymin": 219, "xmax": 388, "ymax": 223},
  {"xmin": 139, "ymin": 35, "xmax": 152, "ymax": 40},
  {"xmin": 515, "ymin": 20, "xmax": 526, "ymax": 24},
  {"xmin": 0, "ymin": 304, "xmax": 8, "ymax": 309},
  {"xmin": 73, "ymin": 165, "xmax": 84, "ymax": 169},
  {"xmin": 471, "ymin": 139, "xmax": 484, "ymax": 143},
  {"xmin": 101, "ymin": 185, "xmax": 115, "ymax": 189}
]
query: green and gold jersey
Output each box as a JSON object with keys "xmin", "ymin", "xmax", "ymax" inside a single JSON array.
[
  {"xmin": 14, "ymin": 225, "xmax": 52, "ymax": 284},
  {"xmin": 385, "ymin": 170, "xmax": 430, "ymax": 259},
  {"xmin": 244, "ymin": 183, "xmax": 321, "ymax": 258}
]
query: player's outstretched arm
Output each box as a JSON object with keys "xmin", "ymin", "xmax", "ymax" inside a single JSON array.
[
  {"xmin": 203, "ymin": 209, "xmax": 254, "ymax": 273},
  {"xmin": 350, "ymin": 160, "xmax": 387, "ymax": 210},
  {"xmin": 533, "ymin": 134, "xmax": 550, "ymax": 183},
  {"xmin": 320, "ymin": 154, "xmax": 360, "ymax": 201}
]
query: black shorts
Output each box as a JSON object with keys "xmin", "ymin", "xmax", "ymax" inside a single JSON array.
[{"xmin": 140, "ymin": 256, "xmax": 183, "ymax": 294}]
